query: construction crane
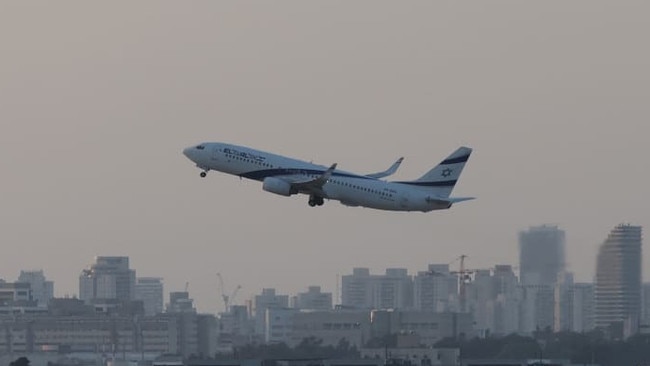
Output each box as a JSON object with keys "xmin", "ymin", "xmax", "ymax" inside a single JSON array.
[
  {"xmin": 449, "ymin": 256, "xmax": 519, "ymax": 314},
  {"xmin": 450, "ymin": 255, "xmax": 476, "ymax": 313},
  {"xmin": 216, "ymin": 273, "xmax": 242, "ymax": 313},
  {"xmin": 422, "ymin": 255, "xmax": 474, "ymax": 313}
]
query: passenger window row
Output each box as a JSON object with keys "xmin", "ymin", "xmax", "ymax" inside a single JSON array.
[
  {"xmin": 329, "ymin": 179, "xmax": 393, "ymax": 197},
  {"xmin": 225, "ymin": 153, "xmax": 274, "ymax": 168}
]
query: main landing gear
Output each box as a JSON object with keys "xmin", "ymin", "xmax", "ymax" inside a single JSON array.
[{"xmin": 308, "ymin": 195, "xmax": 324, "ymax": 207}]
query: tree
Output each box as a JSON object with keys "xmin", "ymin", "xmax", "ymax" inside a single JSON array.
[{"xmin": 9, "ymin": 357, "xmax": 30, "ymax": 366}]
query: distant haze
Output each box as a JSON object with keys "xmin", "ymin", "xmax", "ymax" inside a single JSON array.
[{"xmin": 1, "ymin": 2, "xmax": 648, "ymax": 312}]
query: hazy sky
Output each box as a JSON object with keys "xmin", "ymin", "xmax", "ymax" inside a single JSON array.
[{"xmin": 1, "ymin": 2, "xmax": 649, "ymax": 313}]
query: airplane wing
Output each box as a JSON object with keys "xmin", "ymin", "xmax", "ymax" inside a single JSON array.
[
  {"xmin": 366, "ymin": 157, "xmax": 404, "ymax": 179},
  {"xmin": 291, "ymin": 163, "xmax": 338, "ymax": 196}
]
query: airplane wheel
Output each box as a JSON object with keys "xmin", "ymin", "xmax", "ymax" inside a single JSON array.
[
  {"xmin": 316, "ymin": 198, "xmax": 324, "ymax": 206},
  {"xmin": 200, "ymin": 171, "xmax": 207, "ymax": 178},
  {"xmin": 308, "ymin": 200, "xmax": 316, "ymax": 207}
]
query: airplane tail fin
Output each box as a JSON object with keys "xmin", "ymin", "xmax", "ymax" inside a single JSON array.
[{"xmin": 405, "ymin": 146, "xmax": 472, "ymax": 198}]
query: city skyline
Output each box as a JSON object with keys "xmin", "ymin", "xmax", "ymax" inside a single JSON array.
[
  {"xmin": 1, "ymin": 2, "xmax": 649, "ymax": 313},
  {"xmin": 3, "ymin": 225, "xmax": 647, "ymax": 343},
  {"xmin": 0, "ymin": 221, "xmax": 645, "ymax": 314}
]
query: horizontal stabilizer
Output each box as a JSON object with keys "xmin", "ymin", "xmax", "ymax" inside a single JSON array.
[
  {"xmin": 447, "ymin": 196, "xmax": 475, "ymax": 203},
  {"xmin": 425, "ymin": 196, "xmax": 475, "ymax": 206}
]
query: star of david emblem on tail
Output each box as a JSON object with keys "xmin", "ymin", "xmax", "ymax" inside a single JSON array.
[{"xmin": 441, "ymin": 168, "xmax": 453, "ymax": 177}]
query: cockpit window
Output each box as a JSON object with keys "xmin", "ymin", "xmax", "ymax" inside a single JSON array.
[{"xmin": 196, "ymin": 145, "xmax": 205, "ymax": 150}]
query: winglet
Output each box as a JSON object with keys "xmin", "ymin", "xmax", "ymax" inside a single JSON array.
[{"xmin": 366, "ymin": 157, "xmax": 404, "ymax": 179}]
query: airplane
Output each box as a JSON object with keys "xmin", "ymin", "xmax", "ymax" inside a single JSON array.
[{"xmin": 182, "ymin": 142, "xmax": 474, "ymax": 212}]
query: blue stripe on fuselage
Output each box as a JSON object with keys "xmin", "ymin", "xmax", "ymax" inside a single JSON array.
[
  {"xmin": 441, "ymin": 155, "xmax": 470, "ymax": 165},
  {"xmin": 240, "ymin": 168, "xmax": 371, "ymax": 181},
  {"xmin": 396, "ymin": 180, "xmax": 457, "ymax": 187}
]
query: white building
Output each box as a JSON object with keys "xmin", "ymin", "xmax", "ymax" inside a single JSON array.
[{"xmin": 341, "ymin": 268, "xmax": 413, "ymax": 310}]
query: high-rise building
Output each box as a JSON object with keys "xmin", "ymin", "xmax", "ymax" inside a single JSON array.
[
  {"xmin": 135, "ymin": 277, "xmax": 164, "ymax": 316},
  {"xmin": 293, "ymin": 286, "xmax": 332, "ymax": 310},
  {"xmin": 519, "ymin": 284, "xmax": 555, "ymax": 334},
  {"xmin": 163, "ymin": 291, "xmax": 200, "ymax": 357},
  {"xmin": 167, "ymin": 291, "xmax": 195, "ymax": 313},
  {"xmin": 217, "ymin": 304, "xmax": 254, "ymax": 352},
  {"xmin": 465, "ymin": 266, "xmax": 520, "ymax": 337},
  {"xmin": 17, "ymin": 270, "xmax": 53, "ymax": 307},
  {"xmin": 642, "ymin": 283, "xmax": 650, "ymax": 326},
  {"xmin": 79, "ymin": 256, "xmax": 136, "ymax": 303},
  {"xmin": 594, "ymin": 224, "xmax": 642, "ymax": 337},
  {"xmin": 519, "ymin": 225, "xmax": 566, "ymax": 286},
  {"xmin": 341, "ymin": 268, "xmax": 413, "ymax": 310},
  {"xmin": 491, "ymin": 265, "xmax": 520, "ymax": 335},
  {"xmin": 554, "ymin": 272, "xmax": 574, "ymax": 332},
  {"xmin": 414, "ymin": 264, "xmax": 455, "ymax": 312},
  {"xmin": 467, "ymin": 269, "xmax": 494, "ymax": 334},
  {"xmin": 572, "ymin": 283, "xmax": 594, "ymax": 332},
  {"xmin": 341, "ymin": 268, "xmax": 373, "ymax": 309},
  {"xmin": 253, "ymin": 288, "xmax": 289, "ymax": 337},
  {"xmin": 373, "ymin": 268, "xmax": 413, "ymax": 309}
]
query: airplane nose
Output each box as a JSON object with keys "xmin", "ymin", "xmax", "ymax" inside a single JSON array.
[{"xmin": 183, "ymin": 147, "xmax": 195, "ymax": 161}]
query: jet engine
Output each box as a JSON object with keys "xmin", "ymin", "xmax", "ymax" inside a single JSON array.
[{"xmin": 262, "ymin": 177, "xmax": 293, "ymax": 196}]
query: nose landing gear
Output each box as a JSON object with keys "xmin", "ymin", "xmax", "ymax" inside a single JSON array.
[{"xmin": 200, "ymin": 171, "xmax": 207, "ymax": 178}]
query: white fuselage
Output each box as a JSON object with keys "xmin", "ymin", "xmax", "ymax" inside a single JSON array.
[{"xmin": 183, "ymin": 142, "xmax": 453, "ymax": 212}]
